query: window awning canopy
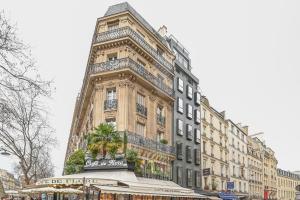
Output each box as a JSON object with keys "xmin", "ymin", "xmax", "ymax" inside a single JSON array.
[{"xmin": 93, "ymin": 185, "xmax": 206, "ymax": 198}]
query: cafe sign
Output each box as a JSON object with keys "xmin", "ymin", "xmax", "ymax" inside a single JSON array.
[
  {"xmin": 36, "ymin": 178, "xmax": 117, "ymax": 186},
  {"xmin": 84, "ymin": 159, "xmax": 128, "ymax": 170}
]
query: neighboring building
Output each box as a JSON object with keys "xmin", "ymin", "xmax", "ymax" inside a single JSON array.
[
  {"xmin": 200, "ymin": 96, "xmax": 229, "ymax": 193},
  {"xmin": 65, "ymin": 2, "xmax": 176, "ymax": 180},
  {"xmin": 227, "ymin": 120, "xmax": 249, "ymax": 196},
  {"xmin": 263, "ymin": 147, "xmax": 278, "ymax": 200},
  {"xmin": 166, "ymin": 34, "xmax": 201, "ymax": 190},
  {"xmin": 277, "ymin": 169, "xmax": 300, "ymax": 200},
  {"xmin": 248, "ymin": 137, "xmax": 264, "ymax": 200},
  {"xmin": 0, "ymin": 169, "xmax": 19, "ymax": 191}
]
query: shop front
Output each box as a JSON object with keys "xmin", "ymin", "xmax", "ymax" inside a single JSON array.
[{"xmin": 21, "ymin": 170, "xmax": 209, "ymax": 200}]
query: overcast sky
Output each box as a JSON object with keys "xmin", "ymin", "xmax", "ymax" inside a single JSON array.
[{"xmin": 1, "ymin": 0, "xmax": 299, "ymax": 176}]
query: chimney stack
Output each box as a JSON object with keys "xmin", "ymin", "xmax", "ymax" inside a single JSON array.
[{"xmin": 158, "ymin": 25, "xmax": 168, "ymax": 37}]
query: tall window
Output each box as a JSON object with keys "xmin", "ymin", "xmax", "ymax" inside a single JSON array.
[
  {"xmin": 177, "ymin": 98, "xmax": 183, "ymax": 113},
  {"xmin": 186, "ymin": 146, "xmax": 192, "ymax": 163},
  {"xmin": 195, "ymin": 129, "xmax": 201, "ymax": 144},
  {"xmin": 177, "ymin": 119, "xmax": 183, "ymax": 136},
  {"xmin": 195, "ymin": 92, "xmax": 201, "ymax": 106},
  {"xmin": 195, "ymin": 149, "xmax": 201, "ymax": 165},
  {"xmin": 195, "ymin": 171, "xmax": 201, "ymax": 188},
  {"xmin": 106, "ymin": 88, "xmax": 116, "ymax": 100},
  {"xmin": 186, "ymin": 104, "xmax": 193, "ymax": 119},
  {"xmin": 136, "ymin": 122, "xmax": 145, "ymax": 136},
  {"xmin": 186, "ymin": 124, "xmax": 192, "ymax": 140},
  {"xmin": 177, "ymin": 77, "xmax": 184, "ymax": 92},
  {"xmin": 195, "ymin": 110, "xmax": 200, "ymax": 124},
  {"xmin": 176, "ymin": 142, "xmax": 183, "ymax": 160},
  {"xmin": 177, "ymin": 167, "xmax": 183, "ymax": 185},
  {"xmin": 157, "ymin": 131, "xmax": 163, "ymax": 142},
  {"xmin": 137, "ymin": 93, "xmax": 145, "ymax": 106},
  {"xmin": 187, "ymin": 85, "xmax": 193, "ymax": 99},
  {"xmin": 187, "ymin": 169, "xmax": 193, "ymax": 187}
]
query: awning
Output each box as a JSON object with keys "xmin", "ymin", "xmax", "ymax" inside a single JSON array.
[
  {"xmin": 21, "ymin": 187, "xmax": 83, "ymax": 194},
  {"xmin": 93, "ymin": 185, "xmax": 207, "ymax": 198}
]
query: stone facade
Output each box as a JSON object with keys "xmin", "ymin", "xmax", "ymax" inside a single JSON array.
[
  {"xmin": 277, "ymin": 169, "xmax": 300, "ymax": 200},
  {"xmin": 263, "ymin": 147, "xmax": 278, "ymax": 200},
  {"xmin": 0, "ymin": 169, "xmax": 19, "ymax": 191},
  {"xmin": 65, "ymin": 2, "xmax": 176, "ymax": 180},
  {"xmin": 227, "ymin": 120, "xmax": 249, "ymax": 195},
  {"xmin": 200, "ymin": 96, "xmax": 229, "ymax": 192},
  {"xmin": 248, "ymin": 137, "xmax": 264, "ymax": 200}
]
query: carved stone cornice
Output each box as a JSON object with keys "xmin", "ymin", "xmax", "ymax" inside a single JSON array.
[{"xmin": 95, "ymin": 84, "xmax": 104, "ymax": 91}]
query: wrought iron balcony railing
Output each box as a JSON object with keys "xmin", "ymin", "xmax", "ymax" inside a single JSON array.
[
  {"xmin": 123, "ymin": 131, "xmax": 175, "ymax": 155},
  {"xmin": 156, "ymin": 114, "xmax": 166, "ymax": 126},
  {"xmin": 104, "ymin": 99, "xmax": 118, "ymax": 110},
  {"xmin": 90, "ymin": 58, "xmax": 174, "ymax": 97},
  {"xmin": 136, "ymin": 103, "xmax": 147, "ymax": 117},
  {"xmin": 94, "ymin": 26, "xmax": 173, "ymax": 71}
]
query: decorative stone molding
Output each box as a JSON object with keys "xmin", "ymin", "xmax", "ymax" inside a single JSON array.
[
  {"xmin": 136, "ymin": 116, "xmax": 147, "ymax": 124},
  {"xmin": 104, "ymin": 111, "xmax": 117, "ymax": 119},
  {"xmin": 149, "ymin": 95, "xmax": 156, "ymax": 102},
  {"xmin": 95, "ymin": 84, "xmax": 104, "ymax": 91}
]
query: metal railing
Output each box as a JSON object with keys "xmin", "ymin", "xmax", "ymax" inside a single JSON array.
[
  {"xmin": 123, "ymin": 131, "xmax": 175, "ymax": 155},
  {"xmin": 136, "ymin": 103, "xmax": 147, "ymax": 117},
  {"xmin": 90, "ymin": 58, "xmax": 174, "ymax": 97},
  {"xmin": 104, "ymin": 99, "xmax": 118, "ymax": 110},
  {"xmin": 94, "ymin": 27, "xmax": 174, "ymax": 71}
]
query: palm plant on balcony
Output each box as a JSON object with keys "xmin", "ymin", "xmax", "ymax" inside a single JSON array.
[{"xmin": 86, "ymin": 123, "xmax": 122, "ymax": 159}]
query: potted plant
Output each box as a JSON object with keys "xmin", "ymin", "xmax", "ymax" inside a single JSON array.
[
  {"xmin": 85, "ymin": 123, "xmax": 122, "ymax": 159},
  {"xmin": 160, "ymin": 139, "xmax": 168, "ymax": 144},
  {"xmin": 126, "ymin": 149, "xmax": 138, "ymax": 171}
]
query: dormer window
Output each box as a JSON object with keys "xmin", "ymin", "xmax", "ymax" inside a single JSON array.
[{"xmin": 157, "ymin": 45, "xmax": 164, "ymax": 56}]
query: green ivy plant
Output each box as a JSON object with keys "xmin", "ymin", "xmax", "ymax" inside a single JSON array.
[{"xmin": 64, "ymin": 149, "xmax": 85, "ymax": 175}]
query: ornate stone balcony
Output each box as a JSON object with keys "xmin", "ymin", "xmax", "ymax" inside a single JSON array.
[
  {"xmin": 136, "ymin": 103, "xmax": 147, "ymax": 117},
  {"xmin": 93, "ymin": 26, "xmax": 173, "ymax": 71},
  {"xmin": 104, "ymin": 99, "xmax": 118, "ymax": 110},
  {"xmin": 123, "ymin": 131, "xmax": 175, "ymax": 156},
  {"xmin": 90, "ymin": 58, "xmax": 174, "ymax": 97}
]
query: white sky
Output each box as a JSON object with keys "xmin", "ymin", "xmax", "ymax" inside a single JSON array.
[{"xmin": 1, "ymin": 0, "xmax": 299, "ymax": 176}]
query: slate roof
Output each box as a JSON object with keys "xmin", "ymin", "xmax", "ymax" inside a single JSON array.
[{"xmin": 103, "ymin": 2, "xmax": 169, "ymax": 48}]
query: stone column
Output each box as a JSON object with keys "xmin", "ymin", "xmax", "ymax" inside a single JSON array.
[{"xmin": 94, "ymin": 84, "xmax": 104, "ymax": 125}]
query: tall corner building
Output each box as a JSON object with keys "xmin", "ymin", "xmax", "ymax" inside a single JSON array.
[{"xmin": 64, "ymin": 2, "xmax": 202, "ymax": 187}]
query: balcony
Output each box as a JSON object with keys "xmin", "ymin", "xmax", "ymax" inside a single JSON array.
[
  {"xmin": 136, "ymin": 103, "xmax": 147, "ymax": 117},
  {"xmin": 104, "ymin": 99, "xmax": 118, "ymax": 110},
  {"xmin": 156, "ymin": 114, "xmax": 166, "ymax": 126},
  {"xmin": 124, "ymin": 131, "xmax": 175, "ymax": 155},
  {"xmin": 94, "ymin": 27, "xmax": 173, "ymax": 71},
  {"xmin": 90, "ymin": 58, "xmax": 174, "ymax": 97}
]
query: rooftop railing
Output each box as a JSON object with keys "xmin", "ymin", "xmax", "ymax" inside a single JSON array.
[{"xmin": 94, "ymin": 26, "xmax": 174, "ymax": 71}]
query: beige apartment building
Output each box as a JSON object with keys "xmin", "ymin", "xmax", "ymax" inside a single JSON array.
[
  {"xmin": 248, "ymin": 137, "xmax": 264, "ymax": 200},
  {"xmin": 227, "ymin": 120, "xmax": 249, "ymax": 196},
  {"xmin": 263, "ymin": 147, "xmax": 278, "ymax": 200},
  {"xmin": 200, "ymin": 96, "xmax": 229, "ymax": 193},
  {"xmin": 277, "ymin": 169, "xmax": 300, "ymax": 200},
  {"xmin": 65, "ymin": 3, "xmax": 176, "ymax": 179},
  {"xmin": 0, "ymin": 169, "xmax": 19, "ymax": 191}
]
